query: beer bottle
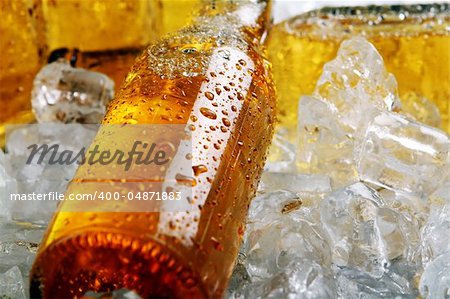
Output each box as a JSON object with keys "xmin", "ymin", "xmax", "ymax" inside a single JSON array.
[{"xmin": 30, "ymin": 0, "xmax": 275, "ymax": 298}]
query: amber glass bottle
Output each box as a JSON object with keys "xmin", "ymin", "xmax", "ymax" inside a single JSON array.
[
  {"xmin": 268, "ymin": 4, "xmax": 450, "ymax": 133},
  {"xmin": 30, "ymin": 0, "xmax": 275, "ymax": 298}
]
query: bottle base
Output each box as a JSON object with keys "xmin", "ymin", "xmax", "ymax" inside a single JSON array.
[{"xmin": 30, "ymin": 229, "xmax": 207, "ymax": 298}]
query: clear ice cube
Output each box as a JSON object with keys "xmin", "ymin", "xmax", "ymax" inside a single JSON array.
[
  {"xmin": 0, "ymin": 266, "xmax": 26, "ymax": 299},
  {"xmin": 297, "ymin": 96, "xmax": 357, "ymax": 188},
  {"xmin": 296, "ymin": 37, "xmax": 406, "ymax": 189},
  {"xmin": 315, "ymin": 36, "xmax": 401, "ymax": 131},
  {"xmin": 260, "ymin": 172, "xmax": 331, "ymax": 194},
  {"xmin": 0, "ymin": 149, "xmax": 17, "ymax": 220},
  {"xmin": 31, "ymin": 59, "xmax": 114, "ymax": 123},
  {"xmin": 233, "ymin": 189, "xmax": 333, "ymax": 298},
  {"xmin": 336, "ymin": 263, "xmax": 418, "ymax": 298},
  {"xmin": 4, "ymin": 124, "xmax": 97, "ymax": 224},
  {"xmin": 357, "ymin": 110, "xmax": 449, "ymax": 197},
  {"xmin": 401, "ymin": 91, "xmax": 441, "ymax": 129},
  {"xmin": 420, "ymin": 203, "xmax": 450, "ymax": 264},
  {"xmin": 264, "ymin": 132, "xmax": 297, "ymax": 173},
  {"xmin": 320, "ymin": 182, "xmax": 389, "ymax": 274},
  {"xmin": 230, "ymin": 258, "xmax": 336, "ymax": 299},
  {"xmin": 419, "ymin": 252, "xmax": 450, "ymax": 299}
]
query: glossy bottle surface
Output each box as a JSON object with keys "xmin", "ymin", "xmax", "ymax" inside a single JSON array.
[
  {"xmin": 268, "ymin": 4, "xmax": 450, "ymax": 133},
  {"xmin": 30, "ymin": 1, "xmax": 275, "ymax": 298}
]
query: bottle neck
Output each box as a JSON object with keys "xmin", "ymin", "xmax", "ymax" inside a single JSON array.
[{"xmin": 195, "ymin": 0, "xmax": 272, "ymax": 43}]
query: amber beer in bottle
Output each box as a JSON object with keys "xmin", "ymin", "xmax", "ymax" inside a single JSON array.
[{"xmin": 30, "ymin": 0, "xmax": 275, "ymax": 298}]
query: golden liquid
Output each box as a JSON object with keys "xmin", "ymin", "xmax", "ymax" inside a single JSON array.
[
  {"xmin": 41, "ymin": 0, "xmax": 161, "ymax": 52},
  {"xmin": 268, "ymin": 4, "xmax": 450, "ymax": 133},
  {"xmin": 30, "ymin": 1, "xmax": 275, "ymax": 298},
  {"xmin": 0, "ymin": 0, "xmax": 43, "ymax": 124},
  {"xmin": 161, "ymin": 0, "xmax": 201, "ymax": 35}
]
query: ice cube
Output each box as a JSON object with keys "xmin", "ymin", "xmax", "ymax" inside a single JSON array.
[
  {"xmin": 320, "ymin": 182, "xmax": 389, "ymax": 274},
  {"xmin": 336, "ymin": 263, "xmax": 418, "ymax": 298},
  {"xmin": 0, "ymin": 266, "xmax": 26, "ymax": 299},
  {"xmin": 376, "ymin": 206, "xmax": 421, "ymax": 262},
  {"xmin": 31, "ymin": 59, "xmax": 114, "ymax": 123},
  {"xmin": 264, "ymin": 132, "xmax": 296, "ymax": 173},
  {"xmin": 260, "ymin": 172, "xmax": 331, "ymax": 194},
  {"xmin": 0, "ymin": 150, "xmax": 17, "ymax": 220},
  {"xmin": 230, "ymin": 258, "xmax": 336, "ymax": 299},
  {"xmin": 297, "ymin": 96, "xmax": 357, "ymax": 188},
  {"xmin": 420, "ymin": 203, "xmax": 450, "ymax": 264},
  {"xmin": 315, "ymin": 36, "xmax": 401, "ymax": 131},
  {"xmin": 401, "ymin": 91, "xmax": 441, "ymax": 129},
  {"xmin": 357, "ymin": 110, "xmax": 449, "ymax": 197},
  {"xmin": 243, "ymin": 190, "xmax": 331, "ymax": 280},
  {"xmin": 296, "ymin": 37, "xmax": 405, "ymax": 189},
  {"xmin": 0, "ymin": 221, "xmax": 45, "ymax": 295},
  {"xmin": 419, "ymin": 252, "xmax": 450, "ymax": 299},
  {"xmin": 378, "ymin": 188, "xmax": 429, "ymax": 226},
  {"xmin": 430, "ymin": 178, "xmax": 450, "ymax": 204},
  {"xmin": 226, "ymin": 252, "xmax": 251, "ymax": 298},
  {"xmin": 4, "ymin": 124, "xmax": 97, "ymax": 224}
]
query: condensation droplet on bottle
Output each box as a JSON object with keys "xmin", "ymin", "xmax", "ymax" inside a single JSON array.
[
  {"xmin": 218, "ymin": 49, "xmax": 231, "ymax": 60},
  {"xmin": 175, "ymin": 173, "xmax": 197, "ymax": 187},
  {"xmin": 205, "ymin": 91, "xmax": 214, "ymax": 100},
  {"xmin": 200, "ymin": 107, "xmax": 217, "ymax": 119},
  {"xmin": 222, "ymin": 118, "xmax": 231, "ymax": 127},
  {"xmin": 192, "ymin": 164, "xmax": 208, "ymax": 176},
  {"xmin": 210, "ymin": 237, "xmax": 224, "ymax": 251}
]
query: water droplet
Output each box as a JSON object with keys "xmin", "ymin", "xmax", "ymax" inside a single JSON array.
[
  {"xmin": 161, "ymin": 115, "xmax": 173, "ymax": 121},
  {"xmin": 200, "ymin": 107, "xmax": 217, "ymax": 119},
  {"xmin": 181, "ymin": 47, "xmax": 197, "ymax": 54},
  {"xmin": 215, "ymin": 87, "xmax": 222, "ymax": 95},
  {"xmin": 190, "ymin": 115, "xmax": 198, "ymax": 122},
  {"xmin": 222, "ymin": 118, "xmax": 231, "ymax": 127},
  {"xmin": 218, "ymin": 49, "xmax": 231, "ymax": 60},
  {"xmin": 237, "ymin": 92, "xmax": 244, "ymax": 101},
  {"xmin": 175, "ymin": 173, "xmax": 197, "ymax": 187},
  {"xmin": 193, "ymin": 164, "xmax": 208, "ymax": 176},
  {"xmin": 238, "ymin": 59, "xmax": 247, "ymax": 66},
  {"xmin": 205, "ymin": 91, "xmax": 214, "ymax": 101},
  {"xmin": 211, "ymin": 237, "xmax": 224, "ymax": 251}
]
